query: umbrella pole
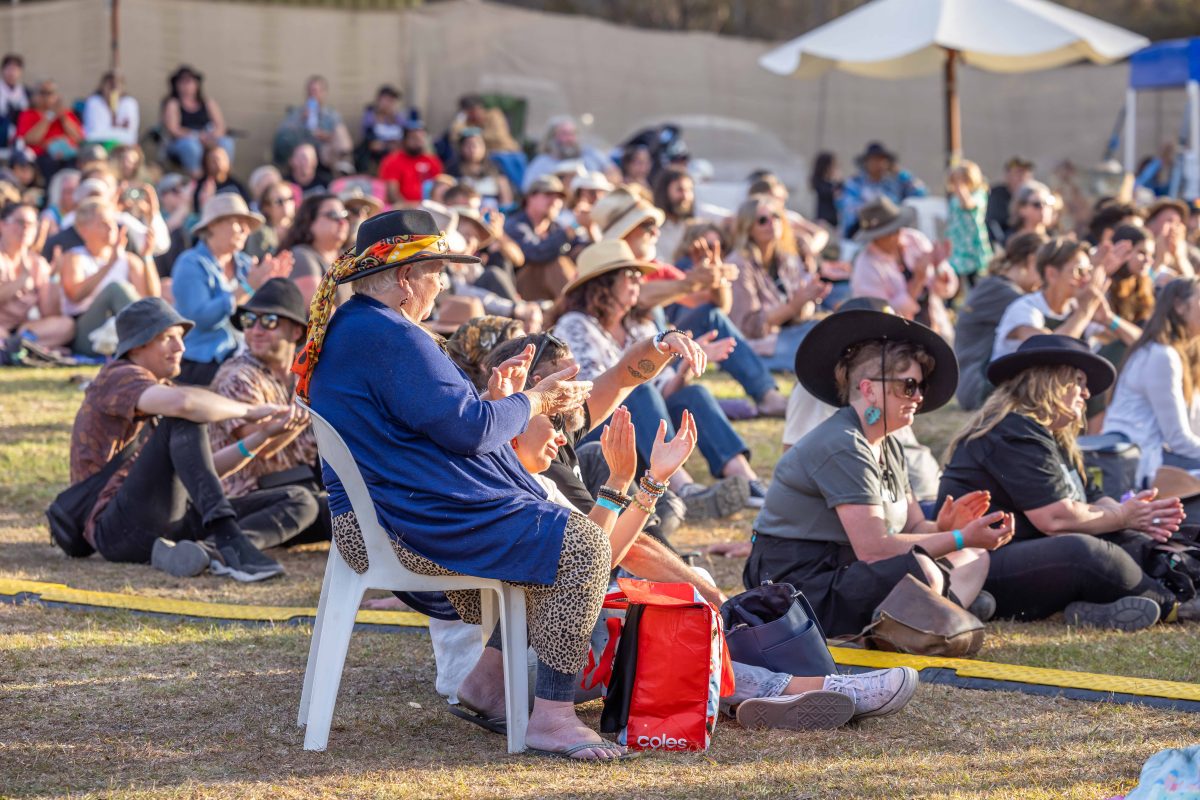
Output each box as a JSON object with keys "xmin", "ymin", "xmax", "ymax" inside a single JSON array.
[{"xmin": 944, "ymin": 48, "xmax": 961, "ymax": 167}]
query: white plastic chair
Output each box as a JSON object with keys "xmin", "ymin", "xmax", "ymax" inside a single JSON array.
[{"xmin": 296, "ymin": 401, "xmax": 530, "ymax": 753}]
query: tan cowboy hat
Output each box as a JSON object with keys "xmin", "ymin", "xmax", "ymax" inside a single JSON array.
[
  {"xmin": 1151, "ymin": 466, "xmax": 1200, "ymax": 502},
  {"xmin": 191, "ymin": 192, "xmax": 264, "ymax": 236},
  {"xmin": 428, "ymin": 294, "xmax": 485, "ymax": 336},
  {"xmin": 453, "ymin": 205, "xmax": 496, "ymax": 249},
  {"xmin": 853, "ymin": 196, "xmax": 917, "ymax": 243},
  {"xmin": 339, "ymin": 186, "xmax": 383, "ymax": 216},
  {"xmin": 593, "ymin": 187, "xmax": 665, "ymax": 241},
  {"xmin": 562, "ymin": 239, "xmax": 657, "ymax": 295}
]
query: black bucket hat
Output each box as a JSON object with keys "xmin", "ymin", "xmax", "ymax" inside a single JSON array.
[
  {"xmin": 114, "ymin": 297, "xmax": 194, "ymax": 359},
  {"xmin": 794, "ymin": 310, "xmax": 957, "ymax": 414},
  {"xmin": 232, "ymin": 278, "xmax": 307, "ymax": 331},
  {"xmin": 339, "ymin": 209, "xmax": 479, "ymax": 285},
  {"xmin": 986, "ymin": 334, "xmax": 1115, "ymax": 394}
]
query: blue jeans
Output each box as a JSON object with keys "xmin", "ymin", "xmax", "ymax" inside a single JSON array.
[
  {"xmin": 1162, "ymin": 450, "xmax": 1200, "ymax": 472},
  {"xmin": 668, "ymin": 303, "xmax": 778, "ymax": 402},
  {"xmin": 167, "ymin": 134, "xmax": 236, "ymax": 173},
  {"xmin": 758, "ymin": 320, "xmax": 818, "ymax": 374},
  {"xmin": 585, "ymin": 382, "xmax": 750, "ymax": 478}
]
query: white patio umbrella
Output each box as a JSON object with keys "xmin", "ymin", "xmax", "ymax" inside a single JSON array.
[{"xmin": 759, "ymin": 0, "xmax": 1149, "ymax": 163}]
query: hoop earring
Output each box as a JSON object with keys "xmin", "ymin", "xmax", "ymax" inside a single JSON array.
[{"xmin": 864, "ymin": 405, "xmax": 882, "ymax": 425}]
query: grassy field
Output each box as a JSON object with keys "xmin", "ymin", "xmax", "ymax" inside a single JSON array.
[{"xmin": 2, "ymin": 366, "xmax": 1199, "ymax": 799}]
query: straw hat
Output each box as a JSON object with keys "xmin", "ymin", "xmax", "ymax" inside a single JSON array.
[
  {"xmin": 593, "ymin": 187, "xmax": 665, "ymax": 241},
  {"xmin": 191, "ymin": 192, "xmax": 264, "ymax": 236},
  {"xmin": 562, "ymin": 239, "xmax": 657, "ymax": 295},
  {"xmin": 453, "ymin": 205, "xmax": 496, "ymax": 248}
]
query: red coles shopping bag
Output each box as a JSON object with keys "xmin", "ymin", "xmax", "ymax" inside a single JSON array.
[{"xmin": 596, "ymin": 578, "xmax": 735, "ymax": 752}]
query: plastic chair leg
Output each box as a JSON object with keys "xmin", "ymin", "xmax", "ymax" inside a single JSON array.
[
  {"xmin": 302, "ymin": 558, "xmax": 365, "ymax": 751},
  {"xmin": 499, "ymin": 587, "xmax": 530, "ymax": 754},
  {"xmin": 479, "ymin": 588, "xmax": 498, "ymax": 643},
  {"xmin": 298, "ymin": 547, "xmax": 339, "ymax": 728}
]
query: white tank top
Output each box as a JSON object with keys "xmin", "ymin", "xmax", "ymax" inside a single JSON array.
[{"xmin": 60, "ymin": 245, "xmax": 131, "ymax": 316}]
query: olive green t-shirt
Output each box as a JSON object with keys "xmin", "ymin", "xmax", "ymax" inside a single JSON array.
[{"xmin": 754, "ymin": 405, "xmax": 910, "ymax": 544}]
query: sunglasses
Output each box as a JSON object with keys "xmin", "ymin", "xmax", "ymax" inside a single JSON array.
[
  {"xmin": 238, "ymin": 311, "xmax": 281, "ymax": 331},
  {"xmin": 636, "ymin": 219, "xmax": 659, "ymax": 233},
  {"xmin": 1024, "ymin": 200, "xmax": 1047, "ymax": 210},
  {"xmin": 756, "ymin": 213, "xmax": 781, "ymax": 226},
  {"xmin": 871, "ymin": 376, "xmax": 927, "ymax": 399},
  {"xmin": 619, "ymin": 267, "xmax": 644, "ymax": 282},
  {"xmin": 267, "ymin": 196, "xmax": 294, "ymax": 207},
  {"xmin": 321, "ymin": 210, "xmax": 349, "ymax": 222},
  {"xmin": 529, "ymin": 331, "xmax": 566, "ymax": 377}
]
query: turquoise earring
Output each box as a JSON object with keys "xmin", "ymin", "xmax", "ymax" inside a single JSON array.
[{"xmin": 865, "ymin": 405, "xmax": 882, "ymax": 425}]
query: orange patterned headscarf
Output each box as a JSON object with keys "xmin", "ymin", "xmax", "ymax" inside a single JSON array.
[{"xmin": 292, "ymin": 232, "xmax": 448, "ymax": 400}]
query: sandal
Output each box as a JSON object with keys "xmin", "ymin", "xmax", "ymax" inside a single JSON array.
[
  {"xmin": 447, "ymin": 703, "xmax": 506, "ymax": 735},
  {"xmin": 526, "ymin": 741, "xmax": 637, "ymax": 761}
]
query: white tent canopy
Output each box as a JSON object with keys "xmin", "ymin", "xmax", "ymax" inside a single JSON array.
[{"xmin": 760, "ymin": 0, "xmax": 1149, "ymax": 160}]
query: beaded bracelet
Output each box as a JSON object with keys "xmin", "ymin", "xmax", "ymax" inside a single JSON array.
[
  {"xmin": 639, "ymin": 471, "xmax": 667, "ymax": 496},
  {"xmin": 632, "ymin": 493, "xmax": 656, "ymax": 514},
  {"xmin": 597, "ymin": 485, "xmax": 631, "ymax": 509},
  {"xmin": 595, "ymin": 497, "xmax": 624, "ymax": 514},
  {"xmin": 653, "ymin": 329, "xmax": 687, "ymax": 356}
]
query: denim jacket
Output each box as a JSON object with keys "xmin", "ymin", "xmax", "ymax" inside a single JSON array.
[{"xmin": 170, "ymin": 240, "xmax": 250, "ymax": 364}]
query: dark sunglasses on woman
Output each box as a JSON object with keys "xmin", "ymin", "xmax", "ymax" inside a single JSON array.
[
  {"xmin": 529, "ymin": 331, "xmax": 567, "ymax": 376},
  {"xmin": 238, "ymin": 311, "xmax": 281, "ymax": 331},
  {"xmin": 872, "ymin": 376, "xmax": 926, "ymax": 399},
  {"xmin": 756, "ymin": 212, "xmax": 781, "ymax": 226}
]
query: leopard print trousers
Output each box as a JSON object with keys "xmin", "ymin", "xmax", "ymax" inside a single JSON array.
[{"xmin": 330, "ymin": 510, "xmax": 610, "ymax": 675}]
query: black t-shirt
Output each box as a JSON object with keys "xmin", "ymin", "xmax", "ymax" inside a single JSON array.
[
  {"xmin": 543, "ymin": 406, "xmax": 595, "ymax": 513},
  {"xmin": 938, "ymin": 412, "xmax": 1101, "ymax": 541}
]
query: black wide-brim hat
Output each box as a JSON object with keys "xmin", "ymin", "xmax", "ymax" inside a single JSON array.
[
  {"xmin": 232, "ymin": 277, "xmax": 307, "ymax": 330},
  {"xmin": 986, "ymin": 334, "xmax": 1115, "ymax": 394},
  {"xmin": 794, "ymin": 310, "xmax": 958, "ymax": 414},
  {"xmin": 340, "ymin": 209, "xmax": 480, "ymax": 285}
]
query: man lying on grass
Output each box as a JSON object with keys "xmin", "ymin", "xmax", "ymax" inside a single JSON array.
[{"xmin": 66, "ymin": 297, "xmax": 318, "ymax": 581}]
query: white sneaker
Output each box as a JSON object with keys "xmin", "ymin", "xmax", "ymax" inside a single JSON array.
[
  {"xmin": 823, "ymin": 667, "xmax": 919, "ymax": 720},
  {"xmin": 735, "ymin": 690, "xmax": 855, "ymax": 730}
]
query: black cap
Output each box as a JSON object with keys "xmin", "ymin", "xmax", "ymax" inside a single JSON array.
[{"xmin": 233, "ymin": 278, "xmax": 307, "ymax": 331}]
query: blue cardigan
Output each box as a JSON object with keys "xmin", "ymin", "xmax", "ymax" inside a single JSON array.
[
  {"xmin": 310, "ymin": 295, "xmax": 570, "ymax": 585},
  {"xmin": 171, "ymin": 240, "xmax": 250, "ymax": 364}
]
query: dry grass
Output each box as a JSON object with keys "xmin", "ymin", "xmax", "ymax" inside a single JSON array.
[{"xmin": 2, "ymin": 367, "xmax": 1199, "ymax": 799}]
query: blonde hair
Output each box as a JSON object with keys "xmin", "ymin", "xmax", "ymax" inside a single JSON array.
[
  {"xmin": 834, "ymin": 339, "xmax": 935, "ymax": 405},
  {"xmin": 74, "ymin": 198, "xmax": 113, "ymax": 226},
  {"xmin": 731, "ymin": 195, "xmax": 796, "ymax": 264},
  {"xmin": 946, "ymin": 160, "xmax": 986, "ymax": 193},
  {"xmin": 945, "ymin": 364, "xmax": 1085, "ymax": 473}
]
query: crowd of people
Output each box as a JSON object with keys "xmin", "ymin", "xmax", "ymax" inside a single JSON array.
[{"xmin": 9, "ymin": 54, "xmax": 1200, "ymax": 759}]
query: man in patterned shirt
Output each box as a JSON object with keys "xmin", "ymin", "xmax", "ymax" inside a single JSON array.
[{"xmin": 209, "ymin": 279, "xmax": 326, "ymax": 546}]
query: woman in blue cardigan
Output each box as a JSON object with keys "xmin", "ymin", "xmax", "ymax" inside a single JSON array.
[
  {"xmin": 298, "ymin": 209, "xmax": 635, "ymax": 760},
  {"xmin": 170, "ymin": 193, "xmax": 292, "ymax": 384}
]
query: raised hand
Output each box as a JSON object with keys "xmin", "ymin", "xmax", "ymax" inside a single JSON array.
[
  {"xmin": 600, "ymin": 406, "xmax": 637, "ymax": 492},
  {"xmin": 648, "ymin": 409, "xmax": 697, "ymax": 483},
  {"xmin": 488, "ymin": 343, "xmax": 534, "ymax": 400},
  {"xmin": 936, "ymin": 490, "xmax": 991, "ymax": 532},
  {"xmin": 249, "ymin": 250, "xmax": 294, "ymax": 290},
  {"xmin": 528, "ymin": 363, "xmax": 592, "ymax": 417}
]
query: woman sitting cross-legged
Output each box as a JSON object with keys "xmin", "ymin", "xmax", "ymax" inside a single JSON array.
[
  {"xmin": 941, "ymin": 334, "xmax": 1184, "ymax": 630},
  {"xmin": 300, "ymin": 209, "xmax": 629, "ymax": 760},
  {"xmin": 744, "ymin": 309, "xmax": 1014, "ymax": 637},
  {"xmin": 551, "ymin": 238, "xmax": 768, "ymax": 513}
]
